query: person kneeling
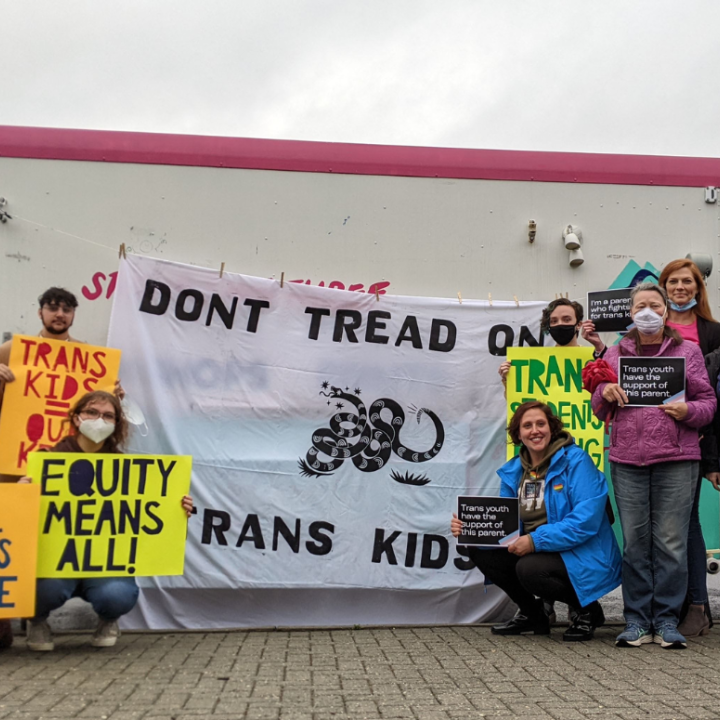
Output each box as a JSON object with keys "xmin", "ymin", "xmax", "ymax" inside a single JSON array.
[
  {"xmin": 451, "ymin": 401, "xmax": 621, "ymax": 642},
  {"xmin": 19, "ymin": 391, "xmax": 193, "ymax": 652}
]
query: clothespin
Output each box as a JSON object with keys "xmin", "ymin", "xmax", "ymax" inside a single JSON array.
[
  {"xmin": 219, "ymin": 262, "xmax": 225, "ymax": 278},
  {"xmin": 457, "ymin": 291, "xmax": 462, "ymax": 305},
  {"xmin": 488, "ymin": 292, "xmax": 493, "ymax": 306},
  {"xmin": 280, "ymin": 272, "xmax": 285, "ymax": 288},
  {"xmin": 375, "ymin": 286, "xmax": 380, "ymax": 301},
  {"xmin": 118, "ymin": 243, "xmax": 126, "ymax": 259},
  {"xmin": 513, "ymin": 295, "xmax": 520, "ymax": 307}
]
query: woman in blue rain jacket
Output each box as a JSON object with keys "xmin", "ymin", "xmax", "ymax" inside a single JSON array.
[{"xmin": 452, "ymin": 400, "xmax": 621, "ymax": 642}]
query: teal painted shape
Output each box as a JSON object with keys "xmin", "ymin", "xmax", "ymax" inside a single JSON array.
[
  {"xmin": 700, "ymin": 482, "xmax": 720, "ymax": 554},
  {"xmin": 607, "ymin": 260, "xmax": 661, "ymax": 345},
  {"xmin": 609, "ymin": 260, "xmax": 643, "ymax": 290},
  {"xmin": 608, "ymin": 260, "xmax": 660, "ymax": 290}
]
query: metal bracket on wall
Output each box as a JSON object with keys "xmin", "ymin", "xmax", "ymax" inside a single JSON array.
[{"xmin": 0, "ymin": 197, "xmax": 11, "ymax": 223}]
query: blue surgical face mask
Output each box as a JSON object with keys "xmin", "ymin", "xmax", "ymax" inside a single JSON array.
[{"xmin": 669, "ymin": 298, "xmax": 697, "ymax": 313}]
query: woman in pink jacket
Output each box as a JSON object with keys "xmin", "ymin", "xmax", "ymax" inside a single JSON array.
[{"xmin": 591, "ymin": 282, "xmax": 716, "ymax": 649}]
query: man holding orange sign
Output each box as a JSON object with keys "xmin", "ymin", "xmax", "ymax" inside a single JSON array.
[{"xmin": 0, "ymin": 289, "xmax": 122, "ymax": 478}]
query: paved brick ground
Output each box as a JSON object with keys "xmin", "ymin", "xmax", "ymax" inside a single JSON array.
[{"xmin": 2, "ymin": 625, "xmax": 720, "ymax": 720}]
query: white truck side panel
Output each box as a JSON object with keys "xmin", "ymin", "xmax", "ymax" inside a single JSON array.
[{"xmin": 1, "ymin": 155, "xmax": 719, "ymax": 345}]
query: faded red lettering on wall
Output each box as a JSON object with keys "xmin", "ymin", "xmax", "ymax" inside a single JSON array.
[
  {"xmin": 83, "ymin": 270, "xmax": 391, "ymax": 300},
  {"xmin": 290, "ymin": 279, "xmax": 391, "ymax": 295},
  {"xmin": 82, "ymin": 272, "xmax": 118, "ymax": 301}
]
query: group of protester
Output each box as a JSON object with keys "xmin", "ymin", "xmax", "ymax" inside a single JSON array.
[
  {"xmin": 0, "ymin": 288, "xmax": 193, "ymax": 652},
  {"xmin": 452, "ymin": 257, "xmax": 720, "ymax": 649},
  {"xmin": 2, "ymin": 259, "xmax": 719, "ymax": 652}
]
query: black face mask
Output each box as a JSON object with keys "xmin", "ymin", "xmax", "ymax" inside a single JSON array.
[{"xmin": 548, "ymin": 324, "xmax": 578, "ymax": 346}]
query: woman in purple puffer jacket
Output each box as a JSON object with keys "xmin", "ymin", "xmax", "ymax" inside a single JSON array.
[{"xmin": 591, "ymin": 282, "xmax": 716, "ymax": 650}]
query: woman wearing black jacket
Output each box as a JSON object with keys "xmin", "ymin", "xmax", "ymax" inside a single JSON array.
[{"xmin": 659, "ymin": 259, "xmax": 720, "ymax": 637}]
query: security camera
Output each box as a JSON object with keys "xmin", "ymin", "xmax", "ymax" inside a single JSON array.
[
  {"xmin": 707, "ymin": 557, "xmax": 720, "ymax": 574},
  {"xmin": 563, "ymin": 225, "xmax": 582, "ymax": 250},
  {"xmin": 686, "ymin": 253, "xmax": 713, "ymax": 279}
]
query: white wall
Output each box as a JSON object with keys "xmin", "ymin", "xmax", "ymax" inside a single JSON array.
[{"xmin": 1, "ymin": 155, "xmax": 718, "ymax": 345}]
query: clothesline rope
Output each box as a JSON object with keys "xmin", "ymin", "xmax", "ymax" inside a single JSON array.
[{"xmin": 10, "ymin": 213, "xmax": 117, "ymax": 252}]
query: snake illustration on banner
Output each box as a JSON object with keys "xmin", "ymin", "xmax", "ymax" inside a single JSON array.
[{"xmin": 298, "ymin": 382, "xmax": 445, "ymax": 484}]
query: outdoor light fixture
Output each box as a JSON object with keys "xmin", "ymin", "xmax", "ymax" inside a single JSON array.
[
  {"xmin": 568, "ymin": 248, "xmax": 584, "ymax": 267},
  {"xmin": 562, "ymin": 224, "xmax": 582, "ymax": 249},
  {"xmin": 563, "ymin": 224, "xmax": 584, "ymax": 267}
]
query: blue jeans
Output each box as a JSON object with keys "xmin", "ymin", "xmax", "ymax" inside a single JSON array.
[
  {"xmin": 686, "ymin": 471, "xmax": 708, "ymax": 605},
  {"xmin": 611, "ymin": 460, "xmax": 697, "ymax": 629},
  {"xmin": 34, "ymin": 577, "xmax": 139, "ymax": 622}
]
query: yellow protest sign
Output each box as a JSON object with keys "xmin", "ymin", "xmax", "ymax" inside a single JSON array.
[
  {"xmin": 27, "ymin": 453, "xmax": 192, "ymax": 578},
  {"xmin": 0, "ymin": 336, "xmax": 121, "ymax": 474},
  {"xmin": 506, "ymin": 347, "xmax": 605, "ymax": 471},
  {"xmin": 0, "ymin": 484, "xmax": 41, "ymax": 618}
]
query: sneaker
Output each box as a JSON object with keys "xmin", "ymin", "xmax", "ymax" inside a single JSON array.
[
  {"xmin": 91, "ymin": 619, "xmax": 120, "ymax": 648},
  {"xmin": 615, "ymin": 623, "xmax": 653, "ymax": 647},
  {"xmin": 542, "ymin": 600, "xmax": 557, "ymax": 625},
  {"xmin": 0, "ymin": 619, "xmax": 12, "ymax": 649},
  {"xmin": 653, "ymin": 624, "xmax": 687, "ymax": 650},
  {"xmin": 563, "ymin": 602, "xmax": 605, "ymax": 642},
  {"xmin": 26, "ymin": 620, "xmax": 54, "ymax": 652},
  {"xmin": 492, "ymin": 601, "xmax": 550, "ymax": 636}
]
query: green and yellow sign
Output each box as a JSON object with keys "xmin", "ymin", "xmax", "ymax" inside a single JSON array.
[{"xmin": 506, "ymin": 347, "xmax": 604, "ymax": 471}]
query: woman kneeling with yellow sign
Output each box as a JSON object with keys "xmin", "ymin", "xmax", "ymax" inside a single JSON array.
[
  {"xmin": 19, "ymin": 390, "xmax": 193, "ymax": 652},
  {"xmin": 451, "ymin": 402, "xmax": 621, "ymax": 642}
]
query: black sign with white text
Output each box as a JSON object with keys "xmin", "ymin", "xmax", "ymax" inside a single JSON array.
[
  {"xmin": 587, "ymin": 288, "xmax": 633, "ymax": 333},
  {"xmin": 457, "ymin": 496, "xmax": 520, "ymax": 547},
  {"xmin": 619, "ymin": 357, "xmax": 686, "ymax": 406}
]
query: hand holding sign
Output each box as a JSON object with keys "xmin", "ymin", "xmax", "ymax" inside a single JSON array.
[
  {"xmin": 662, "ymin": 402, "xmax": 688, "ymax": 421},
  {"xmin": 0, "ymin": 364, "xmax": 14, "ymax": 383},
  {"xmin": 450, "ymin": 513, "xmax": 463, "ymax": 537},
  {"xmin": 507, "ymin": 535, "xmax": 534, "ymax": 557},
  {"xmin": 181, "ymin": 495, "xmax": 194, "ymax": 518},
  {"xmin": 602, "ymin": 383, "xmax": 629, "ymax": 408}
]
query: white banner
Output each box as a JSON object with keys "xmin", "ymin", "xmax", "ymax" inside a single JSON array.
[{"xmin": 108, "ymin": 255, "xmax": 547, "ymax": 629}]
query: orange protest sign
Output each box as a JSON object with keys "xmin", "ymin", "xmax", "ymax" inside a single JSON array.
[
  {"xmin": 0, "ymin": 336, "xmax": 121, "ymax": 474},
  {"xmin": 0, "ymin": 484, "xmax": 41, "ymax": 618}
]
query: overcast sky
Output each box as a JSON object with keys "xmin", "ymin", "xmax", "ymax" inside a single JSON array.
[{"xmin": 2, "ymin": 1, "xmax": 719, "ymax": 157}]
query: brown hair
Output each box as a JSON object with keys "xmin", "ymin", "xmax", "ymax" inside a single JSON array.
[
  {"xmin": 507, "ymin": 401, "xmax": 564, "ymax": 446},
  {"xmin": 625, "ymin": 281, "xmax": 682, "ymax": 353},
  {"xmin": 540, "ymin": 298, "xmax": 583, "ymax": 334},
  {"xmin": 659, "ymin": 258, "xmax": 715, "ymax": 322},
  {"xmin": 38, "ymin": 287, "xmax": 78, "ymax": 309},
  {"xmin": 66, "ymin": 390, "xmax": 128, "ymax": 452}
]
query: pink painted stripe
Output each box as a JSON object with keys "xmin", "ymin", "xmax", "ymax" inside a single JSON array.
[{"xmin": 1, "ymin": 125, "xmax": 720, "ymax": 187}]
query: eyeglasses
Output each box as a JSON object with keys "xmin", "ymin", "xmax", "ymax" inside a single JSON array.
[{"xmin": 80, "ymin": 408, "xmax": 116, "ymax": 423}]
